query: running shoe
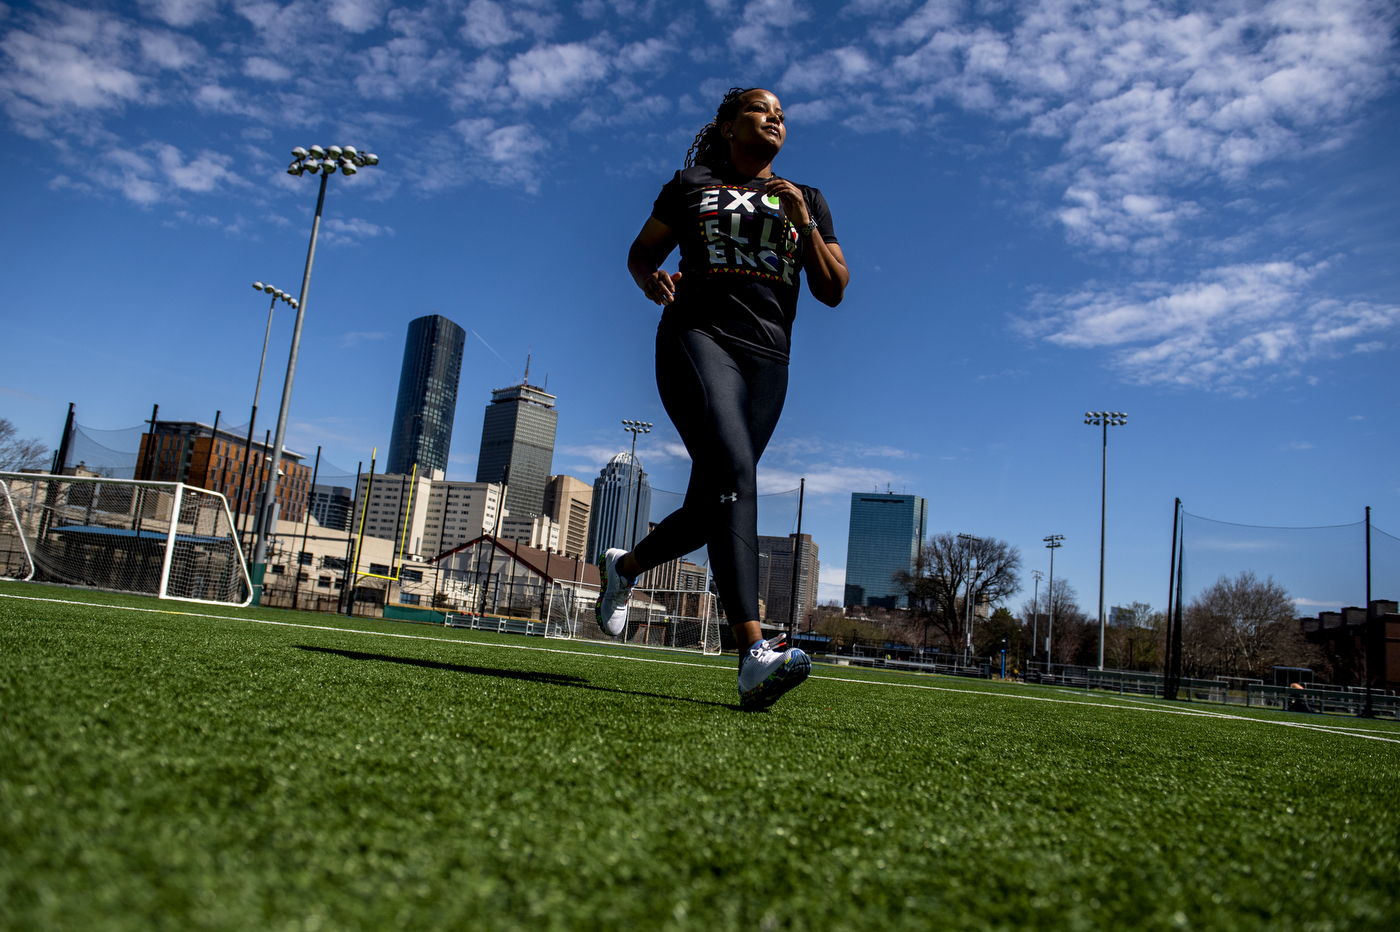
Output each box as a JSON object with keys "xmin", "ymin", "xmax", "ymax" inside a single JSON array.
[
  {"xmin": 594, "ymin": 548, "xmax": 633, "ymax": 637},
  {"xmin": 737, "ymin": 635, "xmax": 810, "ymax": 710}
]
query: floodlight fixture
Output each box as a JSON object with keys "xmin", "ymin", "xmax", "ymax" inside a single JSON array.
[
  {"xmin": 326, "ymin": 145, "xmax": 343, "ymax": 159},
  {"xmin": 308, "ymin": 145, "xmax": 326, "ymax": 158},
  {"xmin": 291, "ymin": 147, "xmax": 308, "ymax": 159}
]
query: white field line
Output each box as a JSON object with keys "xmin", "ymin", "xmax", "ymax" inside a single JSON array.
[{"xmin": 4, "ymin": 592, "xmax": 1399, "ymax": 746}]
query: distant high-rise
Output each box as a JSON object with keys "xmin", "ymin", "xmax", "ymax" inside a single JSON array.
[
  {"xmin": 543, "ymin": 474, "xmax": 593, "ymax": 557},
  {"xmin": 476, "ymin": 381, "xmax": 557, "ymax": 519},
  {"xmin": 844, "ymin": 492, "xmax": 928, "ymax": 609},
  {"xmin": 758, "ymin": 533, "xmax": 820, "ymax": 627},
  {"xmin": 387, "ymin": 315, "xmax": 466, "ymax": 477},
  {"xmin": 585, "ymin": 453, "xmax": 651, "ymax": 563},
  {"xmin": 310, "ymin": 484, "xmax": 355, "ymax": 531}
]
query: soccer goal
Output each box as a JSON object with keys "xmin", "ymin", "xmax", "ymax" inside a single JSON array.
[
  {"xmin": 0, "ymin": 472, "xmax": 252, "ymax": 606},
  {"xmin": 544, "ymin": 581, "xmax": 722, "ymax": 655}
]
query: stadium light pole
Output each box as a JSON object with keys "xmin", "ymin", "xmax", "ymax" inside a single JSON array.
[
  {"xmin": 620, "ymin": 420, "xmax": 651, "ymax": 552},
  {"xmin": 957, "ymin": 533, "xmax": 981, "ymax": 665},
  {"xmin": 236, "ymin": 282, "xmax": 297, "ymax": 546},
  {"xmin": 1085, "ymin": 411, "xmax": 1127, "ymax": 671},
  {"xmin": 249, "ymin": 144, "xmax": 378, "ymax": 603},
  {"xmin": 1031, "ymin": 569, "xmax": 1043, "ymax": 670},
  {"xmin": 1044, "ymin": 535, "xmax": 1063, "ymax": 671}
]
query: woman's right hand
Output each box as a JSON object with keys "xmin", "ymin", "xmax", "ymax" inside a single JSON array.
[
  {"xmin": 642, "ymin": 269, "xmax": 682, "ymax": 305},
  {"xmin": 629, "ymin": 217, "xmax": 679, "ymax": 305}
]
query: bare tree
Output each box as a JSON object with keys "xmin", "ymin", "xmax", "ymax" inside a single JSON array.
[
  {"xmin": 1181, "ymin": 571, "xmax": 1318, "ymax": 679},
  {"xmin": 1104, "ymin": 601, "xmax": 1161, "ymax": 671},
  {"xmin": 896, "ymin": 533, "xmax": 1022, "ymax": 653},
  {"xmin": 0, "ymin": 418, "xmax": 49, "ymax": 471},
  {"xmin": 1018, "ymin": 577, "xmax": 1088, "ymax": 664}
]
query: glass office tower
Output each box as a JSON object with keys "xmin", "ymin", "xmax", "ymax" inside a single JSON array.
[
  {"xmin": 476, "ymin": 382, "xmax": 558, "ymax": 519},
  {"xmin": 584, "ymin": 453, "xmax": 651, "ymax": 563},
  {"xmin": 387, "ymin": 315, "xmax": 467, "ymax": 477},
  {"xmin": 844, "ymin": 492, "xmax": 928, "ymax": 609}
]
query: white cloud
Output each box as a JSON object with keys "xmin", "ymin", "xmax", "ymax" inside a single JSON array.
[
  {"xmin": 1352, "ymin": 341, "xmax": 1386, "ymax": 353},
  {"xmin": 462, "ymin": 0, "xmax": 521, "ymax": 48},
  {"xmin": 461, "ymin": 0, "xmax": 560, "ymax": 49},
  {"xmin": 508, "ymin": 42, "xmax": 610, "ymax": 103},
  {"xmin": 87, "ymin": 142, "xmax": 244, "ymax": 204},
  {"xmin": 785, "ymin": 0, "xmax": 1395, "ymax": 254},
  {"xmin": 155, "ymin": 144, "xmax": 241, "ymax": 192},
  {"xmin": 336, "ymin": 331, "xmax": 387, "ymax": 348},
  {"xmin": 730, "ymin": 0, "xmax": 810, "ymax": 57},
  {"xmin": 355, "ymin": 38, "xmax": 462, "ymax": 99},
  {"xmin": 453, "ymin": 116, "xmax": 548, "ymax": 190},
  {"xmin": 1019, "ymin": 261, "xmax": 1400, "ymax": 389},
  {"xmin": 756, "ymin": 463, "xmax": 903, "ymax": 495},
  {"xmin": 137, "ymin": 0, "xmax": 220, "ymax": 28},
  {"xmin": 138, "ymin": 30, "xmax": 203, "ymax": 70},
  {"xmin": 0, "ymin": 6, "xmax": 145, "ymax": 133},
  {"xmin": 328, "ymin": 0, "xmax": 388, "ymax": 34},
  {"xmin": 616, "ymin": 37, "xmax": 675, "ymax": 73},
  {"xmin": 326, "ymin": 217, "xmax": 390, "ymax": 237},
  {"xmin": 818, "ymin": 564, "xmax": 846, "ymax": 603},
  {"xmin": 243, "ymin": 57, "xmax": 292, "ymax": 82}
]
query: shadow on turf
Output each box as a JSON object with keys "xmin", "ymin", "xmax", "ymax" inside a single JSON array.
[{"xmin": 296, "ymin": 646, "xmax": 744, "ymax": 711}]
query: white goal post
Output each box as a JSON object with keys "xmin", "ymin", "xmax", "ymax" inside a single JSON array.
[
  {"xmin": 0, "ymin": 471, "xmax": 252, "ymax": 607},
  {"xmin": 544, "ymin": 581, "xmax": 723, "ymax": 655}
]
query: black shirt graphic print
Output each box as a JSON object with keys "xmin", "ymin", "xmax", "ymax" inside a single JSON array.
[{"xmin": 650, "ymin": 163, "xmax": 838, "ymax": 363}]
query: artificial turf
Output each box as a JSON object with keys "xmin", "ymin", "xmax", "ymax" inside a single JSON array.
[{"xmin": 2, "ymin": 581, "xmax": 1398, "ymax": 931}]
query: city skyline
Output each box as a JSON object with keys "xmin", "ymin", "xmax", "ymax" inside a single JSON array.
[{"xmin": 2, "ymin": 1, "xmax": 1396, "ymax": 619}]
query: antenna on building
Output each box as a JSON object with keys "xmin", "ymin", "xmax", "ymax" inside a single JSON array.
[{"xmin": 523, "ymin": 345, "xmax": 531, "ymax": 386}]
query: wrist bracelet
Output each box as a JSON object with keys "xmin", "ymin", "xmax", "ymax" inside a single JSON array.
[{"xmin": 798, "ymin": 218, "xmax": 818, "ymax": 236}]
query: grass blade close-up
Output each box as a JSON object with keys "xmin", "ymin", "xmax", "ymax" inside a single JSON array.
[{"xmin": 2, "ymin": 581, "xmax": 1398, "ymax": 931}]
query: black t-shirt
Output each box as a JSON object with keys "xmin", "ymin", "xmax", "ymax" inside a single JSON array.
[{"xmin": 650, "ymin": 163, "xmax": 838, "ymax": 362}]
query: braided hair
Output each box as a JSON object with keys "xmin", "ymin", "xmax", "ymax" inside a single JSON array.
[{"xmin": 684, "ymin": 86, "xmax": 761, "ymax": 169}]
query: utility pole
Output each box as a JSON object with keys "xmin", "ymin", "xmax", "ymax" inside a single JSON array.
[{"xmin": 787, "ymin": 477, "xmax": 805, "ymax": 642}]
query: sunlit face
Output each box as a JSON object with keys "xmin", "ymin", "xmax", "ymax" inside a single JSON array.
[{"xmin": 722, "ymin": 89, "xmax": 785, "ymax": 154}]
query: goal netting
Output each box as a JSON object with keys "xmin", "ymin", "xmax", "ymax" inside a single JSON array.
[
  {"xmin": 544, "ymin": 581, "xmax": 722, "ymax": 655},
  {"xmin": 0, "ymin": 472, "xmax": 252, "ymax": 606}
]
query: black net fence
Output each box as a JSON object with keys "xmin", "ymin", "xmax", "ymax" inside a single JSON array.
[{"xmin": 1179, "ymin": 511, "xmax": 1400, "ymax": 612}]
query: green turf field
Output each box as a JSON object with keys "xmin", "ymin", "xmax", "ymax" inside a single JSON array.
[{"xmin": 3, "ymin": 581, "xmax": 1398, "ymax": 931}]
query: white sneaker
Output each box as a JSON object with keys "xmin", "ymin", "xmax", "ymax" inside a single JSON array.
[
  {"xmin": 737, "ymin": 635, "xmax": 810, "ymax": 709},
  {"xmin": 594, "ymin": 548, "xmax": 633, "ymax": 637}
]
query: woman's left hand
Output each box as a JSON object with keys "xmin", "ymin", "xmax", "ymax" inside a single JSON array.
[{"xmin": 764, "ymin": 177, "xmax": 810, "ymax": 228}]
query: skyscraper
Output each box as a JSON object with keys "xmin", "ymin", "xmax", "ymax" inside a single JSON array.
[
  {"xmin": 387, "ymin": 315, "xmax": 466, "ymax": 477},
  {"xmin": 584, "ymin": 453, "xmax": 651, "ymax": 563},
  {"xmin": 758, "ymin": 533, "xmax": 820, "ymax": 628},
  {"xmin": 542, "ymin": 474, "xmax": 593, "ymax": 557},
  {"xmin": 476, "ymin": 381, "xmax": 557, "ymax": 519},
  {"xmin": 844, "ymin": 492, "xmax": 928, "ymax": 609}
]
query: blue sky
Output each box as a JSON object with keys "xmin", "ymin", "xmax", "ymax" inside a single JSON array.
[{"xmin": 2, "ymin": 0, "xmax": 1397, "ymax": 614}]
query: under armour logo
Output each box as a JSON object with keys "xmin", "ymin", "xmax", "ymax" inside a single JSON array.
[{"xmin": 719, "ymin": 492, "xmax": 738, "ymax": 504}]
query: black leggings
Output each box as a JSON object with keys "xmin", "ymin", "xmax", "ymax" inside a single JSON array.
[{"xmin": 630, "ymin": 328, "xmax": 788, "ymax": 623}]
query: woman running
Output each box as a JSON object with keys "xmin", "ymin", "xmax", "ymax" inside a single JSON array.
[{"xmin": 596, "ymin": 86, "xmax": 849, "ymax": 710}]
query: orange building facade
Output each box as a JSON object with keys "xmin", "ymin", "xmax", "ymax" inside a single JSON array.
[{"xmin": 136, "ymin": 421, "xmax": 312, "ymax": 524}]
